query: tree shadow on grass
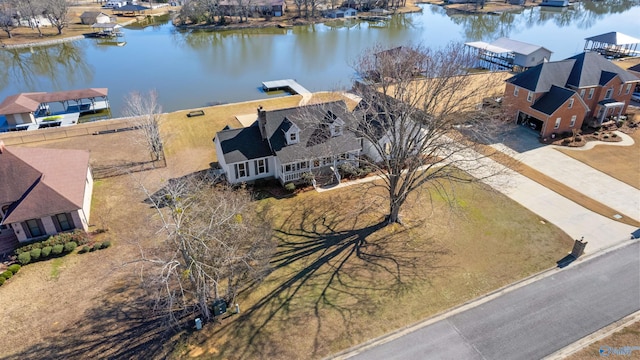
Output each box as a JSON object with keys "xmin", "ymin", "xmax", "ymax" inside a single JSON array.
[
  {"xmin": 211, "ymin": 195, "xmax": 452, "ymax": 359},
  {"xmin": 1, "ymin": 281, "xmax": 178, "ymax": 360}
]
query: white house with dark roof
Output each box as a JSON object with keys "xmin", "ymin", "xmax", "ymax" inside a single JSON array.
[
  {"xmin": 214, "ymin": 101, "xmax": 362, "ymax": 185},
  {"xmin": 0, "ymin": 143, "xmax": 93, "ymax": 253}
]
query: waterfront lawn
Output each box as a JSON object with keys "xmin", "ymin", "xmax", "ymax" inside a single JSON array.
[
  {"xmin": 160, "ymin": 92, "xmax": 360, "ymax": 175},
  {"xmin": 178, "ymin": 179, "xmax": 573, "ymax": 359}
]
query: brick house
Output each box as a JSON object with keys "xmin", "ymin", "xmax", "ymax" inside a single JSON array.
[
  {"xmin": 503, "ymin": 51, "xmax": 640, "ymax": 138},
  {"xmin": 0, "ymin": 143, "xmax": 93, "ymax": 253}
]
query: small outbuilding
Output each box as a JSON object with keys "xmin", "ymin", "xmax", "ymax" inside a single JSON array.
[
  {"xmin": 80, "ymin": 11, "xmax": 113, "ymax": 25},
  {"xmin": 324, "ymin": 7, "xmax": 357, "ymax": 19}
]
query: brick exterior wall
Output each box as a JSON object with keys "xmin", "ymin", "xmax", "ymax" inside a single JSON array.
[{"xmin": 503, "ymin": 83, "xmax": 588, "ymax": 138}]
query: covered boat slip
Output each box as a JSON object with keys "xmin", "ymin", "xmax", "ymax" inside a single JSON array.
[
  {"xmin": 0, "ymin": 88, "xmax": 111, "ymax": 132},
  {"xmin": 584, "ymin": 32, "xmax": 640, "ymax": 58},
  {"xmin": 464, "ymin": 38, "xmax": 552, "ymax": 72}
]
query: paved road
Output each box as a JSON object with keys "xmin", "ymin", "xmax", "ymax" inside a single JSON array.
[{"xmin": 346, "ymin": 241, "xmax": 640, "ymax": 360}]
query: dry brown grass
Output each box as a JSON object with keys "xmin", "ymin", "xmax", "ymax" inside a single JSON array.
[
  {"xmin": 0, "ymin": 93, "xmax": 574, "ymax": 360},
  {"xmin": 566, "ymin": 320, "xmax": 640, "ymax": 359},
  {"xmin": 177, "ymin": 180, "xmax": 572, "ymax": 359},
  {"xmin": 556, "ymin": 130, "xmax": 640, "ymax": 190},
  {"xmin": 0, "ymin": 3, "xmax": 171, "ymax": 46}
]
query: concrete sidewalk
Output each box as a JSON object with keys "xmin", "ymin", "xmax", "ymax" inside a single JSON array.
[{"xmin": 491, "ymin": 133, "xmax": 640, "ymax": 222}]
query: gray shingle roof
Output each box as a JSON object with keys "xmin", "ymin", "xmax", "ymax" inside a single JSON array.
[
  {"xmin": 530, "ymin": 85, "xmax": 576, "ymax": 115},
  {"xmin": 216, "ymin": 124, "xmax": 272, "ymax": 164},
  {"xmin": 263, "ymin": 101, "xmax": 361, "ymax": 164},
  {"xmin": 566, "ymin": 51, "xmax": 639, "ymax": 87},
  {"xmin": 507, "ymin": 60, "xmax": 575, "ymax": 92}
]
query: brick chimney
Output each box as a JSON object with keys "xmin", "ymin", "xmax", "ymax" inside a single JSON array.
[{"xmin": 257, "ymin": 105, "xmax": 267, "ymax": 139}]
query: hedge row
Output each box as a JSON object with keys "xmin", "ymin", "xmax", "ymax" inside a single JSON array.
[
  {"xmin": 78, "ymin": 241, "xmax": 111, "ymax": 254},
  {"xmin": 15, "ymin": 230, "xmax": 89, "ymax": 255},
  {"xmin": 0, "ymin": 264, "xmax": 21, "ymax": 287},
  {"xmin": 17, "ymin": 242, "xmax": 77, "ymax": 265}
]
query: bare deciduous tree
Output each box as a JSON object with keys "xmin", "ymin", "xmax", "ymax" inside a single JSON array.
[
  {"xmin": 15, "ymin": 0, "xmax": 43, "ymax": 36},
  {"xmin": 135, "ymin": 174, "xmax": 275, "ymax": 326},
  {"xmin": 43, "ymin": 0, "xmax": 69, "ymax": 35},
  {"xmin": 0, "ymin": 0, "xmax": 17, "ymax": 39},
  {"xmin": 123, "ymin": 90, "xmax": 165, "ymax": 164},
  {"xmin": 351, "ymin": 43, "xmax": 507, "ymax": 224}
]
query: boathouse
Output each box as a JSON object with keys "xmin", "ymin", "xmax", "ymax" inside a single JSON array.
[
  {"xmin": 0, "ymin": 88, "xmax": 110, "ymax": 132},
  {"xmin": 465, "ymin": 37, "xmax": 552, "ymax": 72},
  {"xmin": 584, "ymin": 32, "xmax": 640, "ymax": 59}
]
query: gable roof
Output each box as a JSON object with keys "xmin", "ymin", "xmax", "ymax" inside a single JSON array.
[
  {"xmin": 262, "ymin": 101, "xmax": 361, "ymax": 164},
  {"xmin": 0, "ymin": 89, "xmax": 109, "ymax": 115},
  {"xmin": 80, "ymin": 11, "xmax": 109, "ymax": 18},
  {"xmin": 628, "ymin": 63, "xmax": 640, "ymax": 74},
  {"xmin": 216, "ymin": 124, "xmax": 272, "ymax": 164},
  {"xmin": 491, "ymin": 37, "xmax": 551, "ymax": 56},
  {"xmin": 530, "ymin": 85, "xmax": 576, "ymax": 115},
  {"xmin": 0, "ymin": 146, "xmax": 90, "ymax": 224},
  {"xmin": 585, "ymin": 32, "xmax": 640, "ymax": 46},
  {"xmin": 566, "ymin": 51, "xmax": 639, "ymax": 87},
  {"xmin": 507, "ymin": 60, "xmax": 575, "ymax": 92}
]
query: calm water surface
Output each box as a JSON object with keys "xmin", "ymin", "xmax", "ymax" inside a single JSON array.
[{"xmin": 1, "ymin": 1, "xmax": 639, "ymax": 115}]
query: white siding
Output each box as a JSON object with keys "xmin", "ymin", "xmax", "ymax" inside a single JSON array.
[{"xmin": 82, "ymin": 167, "xmax": 93, "ymax": 226}]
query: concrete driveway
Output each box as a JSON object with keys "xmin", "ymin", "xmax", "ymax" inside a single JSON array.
[{"xmin": 490, "ymin": 126, "xmax": 640, "ymax": 222}]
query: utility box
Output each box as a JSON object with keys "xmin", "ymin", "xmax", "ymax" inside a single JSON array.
[
  {"xmin": 212, "ymin": 299, "xmax": 227, "ymax": 316},
  {"xmin": 571, "ymin": 237, "xmax": 587, "ymax": 258},
  {"xmin": 195, "ymin": 318, "xmax": 202, "ymax": 330}
]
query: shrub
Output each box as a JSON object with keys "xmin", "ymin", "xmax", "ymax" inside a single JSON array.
[
  {"xmin": 612, "ymin": 133, "xmax": 618, "ymax": 138},
  {"xmin": 52, "ymin": 244, "xmax": 64, "ymax": 255},
  {"xmin": 0, "ymin": 277, "xmax": 4, "ymax": 286},
  {"xmin": 64, "ymin": 241, "xmax": 77, "ymax": 253},
  {"xmin": 41, "ymin": 246, "xmax": 52, "ymax": 258},
  {"xmin": 574, "ymin": 136, "xmax": 582, "ymax": 142},
  {"xmin": 284, "ymin": 182, "xmax": 296, "ymax": 192},
  {"xmin": 603, "ymin": 134, "xmax": 609, "ymax": 139},
  {"xmin": 30, "ymin": 248, "xmax": 42, "ymax": 261},
  {"xmin": 79, "ymin": 246, "xmax": 90, "ymax": 254},
  {"xmin": 562, "ymin": 138, "xmax": 571, "ymax": 145},
  {"xmin": 1, "ymin": 270, "xmax": 12, "ymax": 279},
  {"xmin": 7, "ymin": 264, "xmax": 20, "ymax": 274},
  {"xmin": 18, "ymin": 252, "xmax": 31, "ymax": 265},
  {"xmin": 92, "ymin": 243, "xmax": 102, "ymax": 252},
  {"xmin": 101, "ymin": 241, "xmax": 112, "ymax": 249}
]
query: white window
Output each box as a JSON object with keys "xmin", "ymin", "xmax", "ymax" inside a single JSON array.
[
  {"xmin": 290, "ymin": 132, "xmax": 297, "ymax": 142},
  {"xmin": 298, "ymin": 161, "xmax": 308, "ymax": 170},
  {"xmin": 255, "ymin": 159, "xmax": 268, "ymax": 174},
  {"xmin": 513, "ymin": 87, "xmax": 519, "ymax": 97},
  {"xmin": 619, "ymin": 84, "xmax": 624, "ymax": 95},
  {"xmin": 605, "ymin": 88, "xmax": 613, "ymax": 99},
  {"xmin": 568, "ymin": 98, "xmax": 574, "ymax": 109},
  {"xmin": 580, "ymin": 89, "xmax": 585, "ymax": 98},
  {"xmin": 234, "ymin": 162, "xmax": 248, "ymax": 178},
  {"xmin": 569, "ymin": 115, "xmax": 576, "ymax": 127},
  {"xmin": 554, "ymin": 117, "xmax": 561, "ymax": 129},
  {"xmin": 284, "ymin": 164, "xmax": 293, "ymax": 172},
  {"xmin": 626, "ymin": 84, "xmax": 632, "ymax": 94},
  {"xmin": 588, "ymin": 88, "xmax": 594, "ymax": 99},
  {"xmin": 527, "ymin": 91, "xmax": 533, "ymax": 102}
]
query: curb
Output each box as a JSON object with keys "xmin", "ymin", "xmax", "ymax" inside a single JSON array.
[
  {"xmin": 328, "ymin": 238, "xmax": 638, "ymax": 359},
  {"xmin": 543, "ymin": 310, "xmax": 640, "ymax": 359}
]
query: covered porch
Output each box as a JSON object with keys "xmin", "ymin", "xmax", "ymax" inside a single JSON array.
[
  {"xmin": 592, "ymin": 100, "xmax": 625, "ymax": 127},
  {"xmin": 280, "ymin": 152, "xmax": 359, "ymax": 184}
]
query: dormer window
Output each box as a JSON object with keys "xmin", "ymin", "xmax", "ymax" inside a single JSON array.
[
  {"xmin": 290, "ymin": 132, "xmax": 297, "ymax": 142},
  {"xmin": 284, "ymin": 118, "xmax": 300, "ymax": 145}
]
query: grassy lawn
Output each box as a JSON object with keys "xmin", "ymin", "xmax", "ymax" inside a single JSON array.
[
  {"xmin": 566, "ymin": 320, "xmax": 640, "ymax": 359},
  {"xmin": 1, "ymin": 93, "xmax": 574, "ymax": 359},
  {"xmin": 556, "ymin": 130, "xmax": 640, "ymax": 190},
  {"xmin": 178, "ymin": 179, "xmax": 572, "ymax": 359}
]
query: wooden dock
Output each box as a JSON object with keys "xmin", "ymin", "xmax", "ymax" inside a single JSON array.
[{"xmin": 262, "ymin": 79, "xmax": 311, "ymax": 95}]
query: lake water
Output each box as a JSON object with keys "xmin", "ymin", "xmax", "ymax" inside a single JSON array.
[{"xmin": 1, "ymin": 1, "xmax": 639, "ymax": 115}]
